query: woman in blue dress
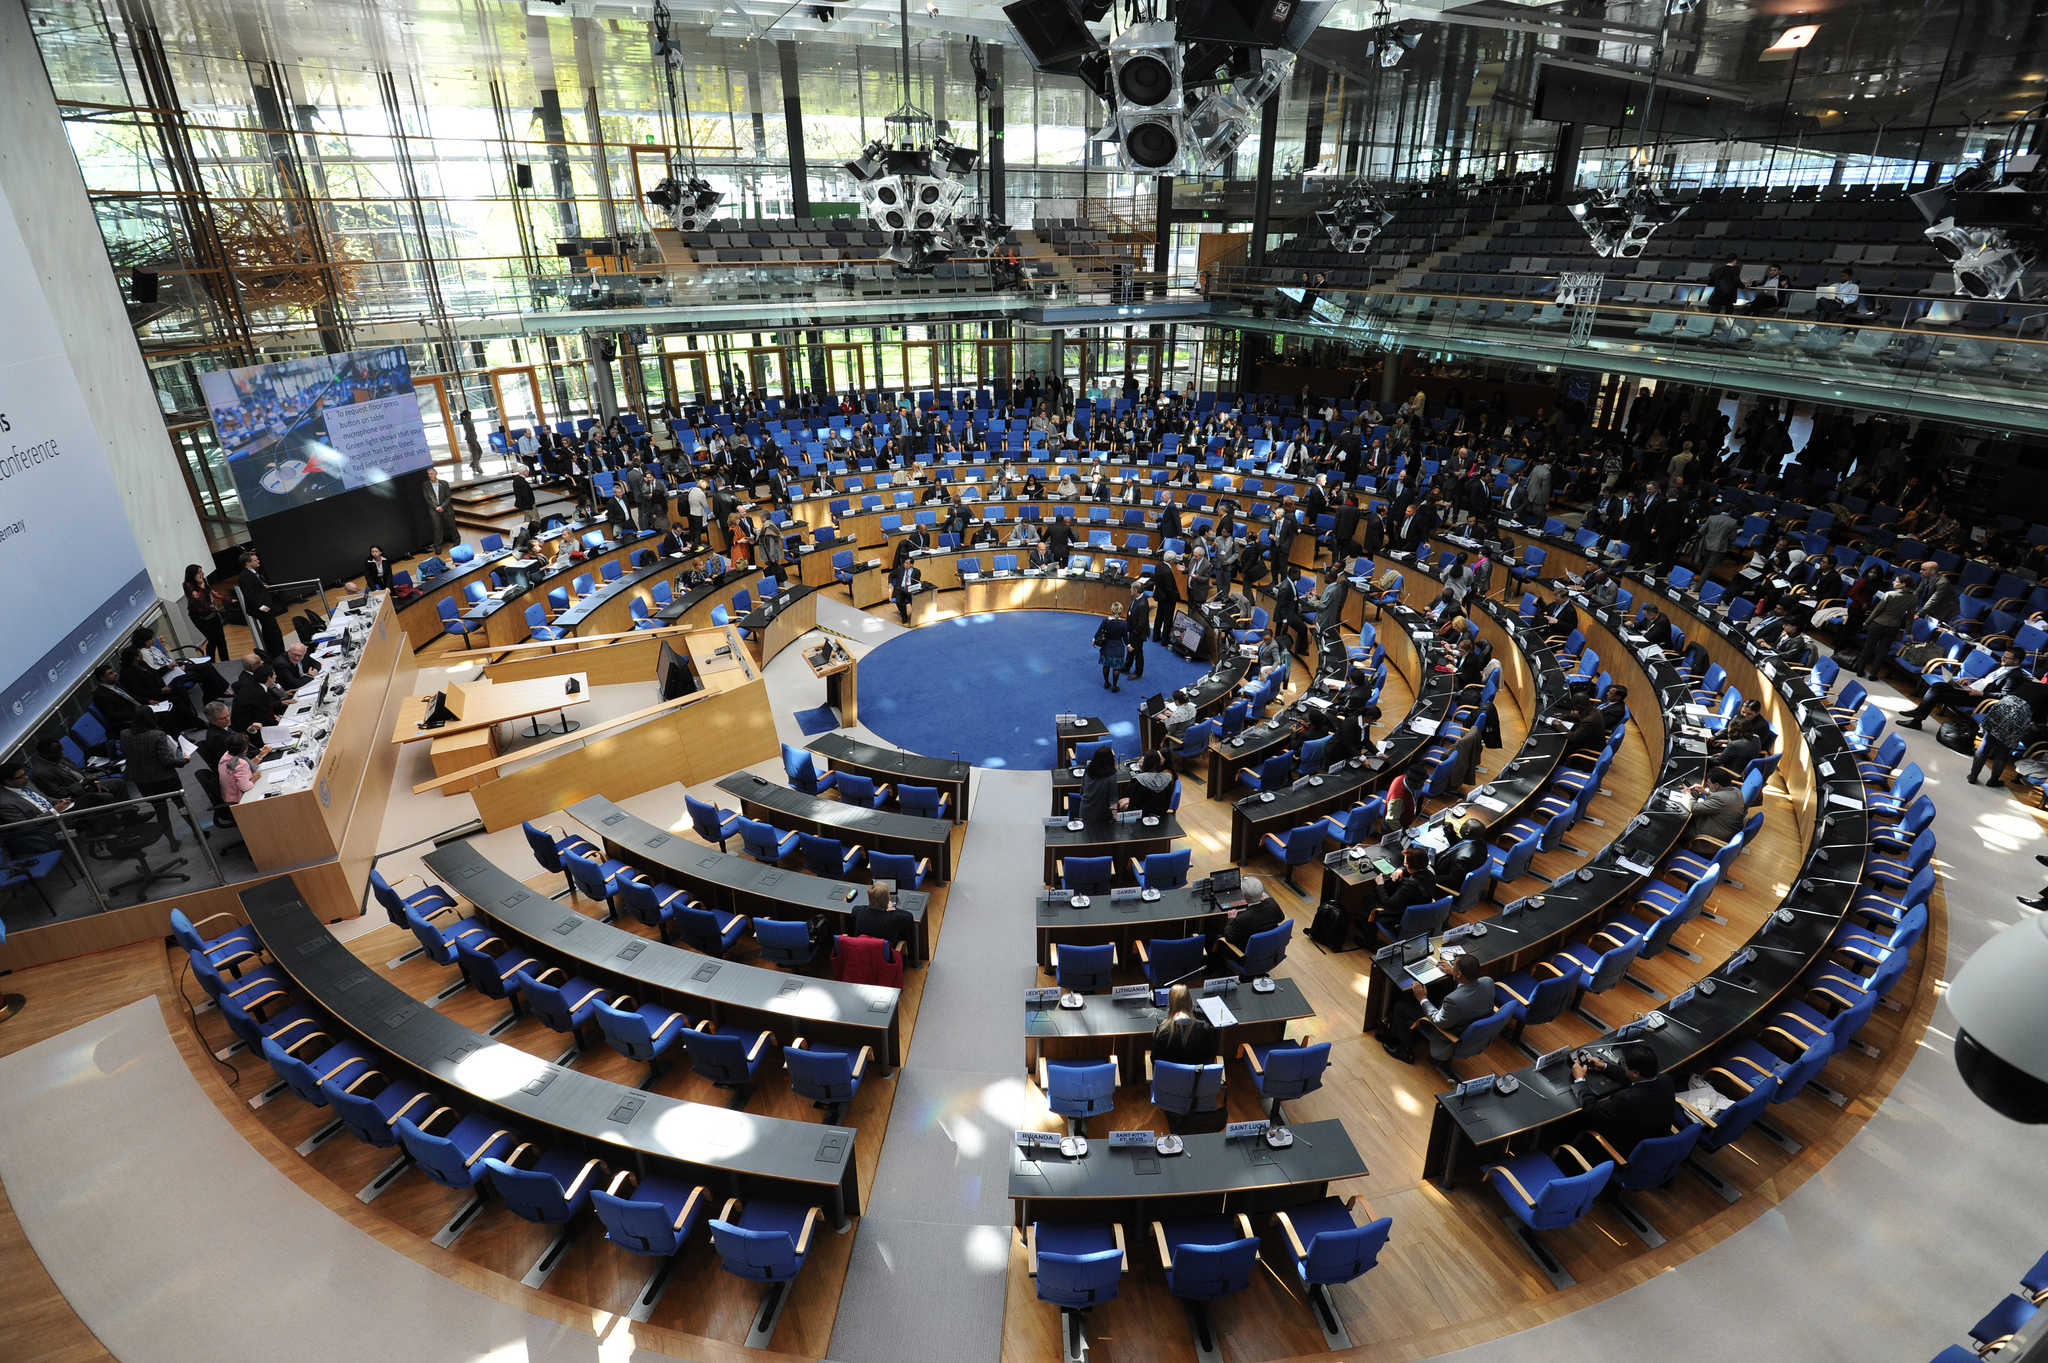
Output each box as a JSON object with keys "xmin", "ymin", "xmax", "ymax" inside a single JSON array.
[{"xmin": 1094, "ymin": 600, "xmax": 1130, "ymax": 692}]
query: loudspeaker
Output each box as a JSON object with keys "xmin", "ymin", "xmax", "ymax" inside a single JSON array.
[
  {"xmin": 1178, "ymin": 0, "xmax": 1329, "ymax": 49},
  {"xmin": 1003, "ymin": 0, "xmax": 1101, "ymax": 76},
  {"xmin": 555, "ymin": 241, "xmax": 582, "ymax": 257},
  {"xmin": 515, "ymin": 163, "xmax": 534, "ymax": 189},
  {"xmin": 131, "ymin": 269, "xmax": 159, "ymax": 304}
]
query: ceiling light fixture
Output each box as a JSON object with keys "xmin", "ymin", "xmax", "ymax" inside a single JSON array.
[
  {"xmin": 1567, "ymin": 179, "xmax": 1688, "ymax": 257},
  {"xmin": 850, "ymin": 0, "xmax": 982, "ymax": 272},
  {"xmin": 1316, "ymin": 183, "xmax": 1395, "ymax": 253}
]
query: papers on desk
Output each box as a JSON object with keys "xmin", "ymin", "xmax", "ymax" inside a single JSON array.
[
  {"xmin": 1616, "ymin": 856, "xmax": 1657, "ymax": 877},
  {"xmin": 1409, "ymin": 717, "xmax": 1442, "ymax": 736},
  {"xmin": 1637, "ymin": 645, "xmax": 1667, "ymax": 660},
  {"xmin": 1470, "ymin": 793, "xmax": 1510, "ymax": 813},
  {"xmin": 260, "ymin": 724, "xmax": 296, "ymax": 748},
  {"xmin": 1826, "ymin": 793, "xmax": 1865, "ymax": 811},
  {"xmin": 507, "ymin": 556, "xmax": 539, "ymax": 568},
  {"xmin": 1410, "ymin": 823, "xmax": 1450, "ymax": 853},
  {"xmin": 1682, "ymin": 703, "xmax": 1710, "ymax": 718},
  {"xmin": 257, "ymin": 753, "xmax": 297, "ymax": 773},
  {"xmin": 1197, "ymin": 995, "xmax": 1238, "ymax": 1028},
  {"xmin": 1677, "ymin": 738, "xmax": 1708, "ymax": 754}
]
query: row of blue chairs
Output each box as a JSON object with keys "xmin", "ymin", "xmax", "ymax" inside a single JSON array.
[
  {"xmin": 1925, "ymin": 1246, "xmax": 2048, "ymax": 1359},
  {"xmin": 170, "ymin": 905, "xmax": 829, "ymax": 1322}
]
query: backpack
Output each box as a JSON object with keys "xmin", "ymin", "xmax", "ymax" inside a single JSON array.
[
  {"xmin": 1375, "ymin": 1007, "xmax": 1417, "ymax": 1062},
  {"xmin": 1937, "ymin": 716, "xmax": 1979, "ymax": 754},
  {"xmin": 1306, "ymin": 900, "xmax": 1349, "ymax": 951}
]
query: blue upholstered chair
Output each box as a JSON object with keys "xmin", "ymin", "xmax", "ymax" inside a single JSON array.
[
  {"xmin": 1039, "ymin": 1056, "xmax": 1120, "ymax": 1136},
  {"xmin": 1239, "ymin": 1039, "xmax": 1331, "ymax": 1122},
  {"xmin": 784, "ymin": 1039, "xmax": 872, "ymax": 1125}
]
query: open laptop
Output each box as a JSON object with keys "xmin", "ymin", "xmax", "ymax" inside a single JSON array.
[
  {"xmin": 1209, "ymin": 866, "xmax": 1247, "ymax": 910},
  {"xmin": 1402, "ymin": 933, "xmax": 1444, "ymax": 985}
]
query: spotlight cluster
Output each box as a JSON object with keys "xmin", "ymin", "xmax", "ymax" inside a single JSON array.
[
  {"xmin": 1316, "ymin": 184, "xmax": 1395, "ymax": 253},
  {"xmin": 1002, "ymin": 0, "xmax": 1338, "ymax": 176},
  {"xmin": 1913, "ymin": 152, "xmax": 2048, "ymax": 300},
  {"xmin": 846, "ymin": 133, "xmax": 983, "ymax": 273},
  {"xmin": 1567, "ymin": 182, "xmax": 1688, "ymax": 258},
  {"xmin": 647, "ymin": 173, "xmax": 724, "ymax": 232}
]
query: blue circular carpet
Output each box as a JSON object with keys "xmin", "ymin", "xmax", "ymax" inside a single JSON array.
[{"xmin": 852, "ymin": 610, "xmax": 1214, "ymax": 769}]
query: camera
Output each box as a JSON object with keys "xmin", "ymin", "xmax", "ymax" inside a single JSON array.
[{"xmin": 1948, "ymin": 914, "xmax": 2048, "ymax": 1124}]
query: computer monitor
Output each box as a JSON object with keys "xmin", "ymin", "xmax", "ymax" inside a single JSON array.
[
  {"xmin": 1170, "ymin": 608, "xmax": 1205, "ymax": 655},
  {"xmin": 654, "ymin": 641, "xmax": 697, "ymax": 701}
]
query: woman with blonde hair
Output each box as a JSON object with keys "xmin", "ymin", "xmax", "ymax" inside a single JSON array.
[{"xmin": 1151, "ymin": 984, "xmax": 1218, "ymax": 1065}]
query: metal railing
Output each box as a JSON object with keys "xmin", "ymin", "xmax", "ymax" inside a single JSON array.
[
  {"xmin": 1203, "ymin": 268, "xmax": 2048, "ymax": 433},
  {"xmin": 5, "ymin": 789, "xmax": 226, "ymax": 916}
]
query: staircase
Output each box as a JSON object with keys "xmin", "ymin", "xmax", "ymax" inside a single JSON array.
[{"xmin": 450, "ymin": 473, "xmax": 578, "ymax": 535}]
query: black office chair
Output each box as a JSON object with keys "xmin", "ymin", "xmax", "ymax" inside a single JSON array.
[
  {"xmin": 193, "ymin": 768, "xmax": 246, "ymax": 859},
  {"xmin": 85, "ymin": 808, "xmax": 189, "ymax": 902}
]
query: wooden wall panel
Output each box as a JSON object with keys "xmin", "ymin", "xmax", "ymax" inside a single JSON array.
[
  {"xmin": 484, "ymin": 636, "xmax": 666, "ymax": 687},
  {"xmin": 469, "ymin": 680, "xmax": 779, "ymax": 831}
]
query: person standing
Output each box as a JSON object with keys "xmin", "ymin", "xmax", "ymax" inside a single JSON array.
[
  {"xmin": 1695, "ymin": 501, "xmax": 1738, "ymax": 589},
  {"xmin": 1706, "ymin": 254, "xmax": 1744, "ymax": 334},
  {"xmin": 182, "ymin": 564, "xmax": 228, "ymax": 662},
  {"xmin": 512, "ymin": 470, "xmax": 537, "ymax": 527},
  {"xmin": 1851, "ymin": 573, "xmax": 1915, "ymax": 679},
  {"xmin": 1273, "ymin": 563, "xmax": 1309, "ymax": 657},
  {"xmin": 422, "ymin": 466, "xmax": 456, "ymax": 548},
  {"xmin": 891, "ymin": 559, "xmax": 922, "ymax": 625},
  {"xmin": 460, "ymin": 408, "xmax": 484, "ymax": 476},
  {"xmin": 119, "ymin": 709, "xmax": 190, "ymax": 849},
  {"xmin": 1151, "ymin": 558, "xmax": 1181, "ymax": 643},
  {"xmin": 238, "ymin": 550, "xmax": 285, "ymax": 657},
  {"xmin": 1094, "ymin": 601, "xmax": 1130, "ymax": 692},
  {"xmin": 1125, "ymin": 590, "xmax": 1150, "ymax": 680}
]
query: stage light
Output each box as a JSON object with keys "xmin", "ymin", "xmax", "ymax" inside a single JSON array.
[
  {"xmin": 1954, "ymin": 240, "xmax": 2035, "ymax": 298},
  {"xmin": 1108, "ymin": 22, "xmax": 1187, "ymax": 174},
  {"xmin": 1316, "ymin": 184, "xmax": 1395, "ymax": 253},
  {"xmin": 1568, "ymin": 182, "xmax": 1687, "ymax": 257},
  {"xmin": 1185, "ymin": 50, "xmax": 1292, "ymax": 173},
  {"xmin": 1914, "ymin": 152, "xmax": 2048, "ymax": 299}
]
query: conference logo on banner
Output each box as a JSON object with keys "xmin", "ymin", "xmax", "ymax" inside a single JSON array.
[
  {"xmin": 0, "ymin": 177, "xmax": 154, "ymax": 756},
  {"xmin": 198, "ymin": 346, "xmax": 432, "ymax": 522}
]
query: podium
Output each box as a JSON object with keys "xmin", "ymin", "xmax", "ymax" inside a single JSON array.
[{"xmin": 806, "ymin": 643, "xmax": 858, "ymax": 727}]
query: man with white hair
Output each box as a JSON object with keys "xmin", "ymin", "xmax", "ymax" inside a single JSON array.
[{"xmin": 1219, "ymin": 875, "xmax": 1282, "ymax": 958}]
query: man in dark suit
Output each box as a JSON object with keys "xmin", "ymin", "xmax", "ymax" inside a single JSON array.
[
  {"xmin": 603, "ymin": 487, "xmax": 634, "ymax": 540},
  {"xmin": 1395, "ymin": 502, "xmax": 1435, "ymax": 551},
  {"xmin": 1272, "ymin": 565, "xmax": 1309, "ymax": 657},
  {"xmin": 891, "ymin": 561, "xmax": 923, "ymax": 624},
  {"xmin": 1218, "ymin": 877, "xmax": 1282, "ymax": 957},
  {"xmin": 511, "ymin": 471, "xmax": 536, "ymax": 526},
  {"xmin": 423, "ymin": 466, "xmax": 456, "ymax": 547},
  {"xmin": 1126, "ymin": 591, "xmax": 1151, "ymax": 679},
  {"xmin": 0, "ymin": 759, "xmax": 72, "ymax": 854},
  {"xmin": 1332, "ymin": 498, "xmax": 1362, "ymax": 558},
  {"xmin": 1043, "ymin": 515, "xmax": 1076, "ymax": 564},
  {"xmin": 239, "ymin": 550, "xmax": 285, "ymax": 657},
  {"xmin": 1433, "ymin": 819, "xmax": 1491, "ymax": 896},
  {"xmin": 1151, "ymin": 560, "xmax": 1181, "ymax": 642},
  {"xmin": 231, "ymin": 660, "xmax": 284, "ymax": 732},
  {"xmin": 1572, "ymin": 1041, "xmax": 1678, "ymax": 1155}
]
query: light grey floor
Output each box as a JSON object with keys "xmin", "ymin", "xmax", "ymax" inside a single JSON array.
[
  {"xmin": 825, "ymin": 766, "xmax": 1046, "ymax": 1363},
  {"xmin": 0, "ymin": 997, "xmax": 679, "ymax": 1363}
]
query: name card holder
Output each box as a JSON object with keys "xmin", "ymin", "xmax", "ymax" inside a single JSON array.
[
  {"xmin": 1107, "ymin": 1130, "xmax": 1156, "ymax": 1147},
  {"xmin": 1016, "ymin": 1130, "xmax": 1063, "ymax": 1149},
  {"xmin": 1025, "ymin": 987, "xmax": 1063, "ymax": 1007},
  {"xmin": 1109, "ymin": 886, "xmax": 1141, "ymax": 902},
  {"xmin": 1223, "ymin": 1119, "xmax": 1272, "ymax": 1140},
  {"xmin": 1201, "ymin": 977, "xmax": 1239, "ymax": 996},
  {"xmin": 1110, "ymin": 984, "xmax": 1153, "ymax": 1002}
]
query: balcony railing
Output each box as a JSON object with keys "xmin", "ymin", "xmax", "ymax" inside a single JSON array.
[{"xmin": 1205, "ymin": 268, "xmax": 2048, "ymax": 433}]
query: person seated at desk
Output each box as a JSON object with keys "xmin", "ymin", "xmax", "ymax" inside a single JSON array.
[
  {"xmin": 1086, "ymin": 472, "xmax": 1113, "ymax": 500},
  {"xmin": 361, "ymin": 544, "xmax": 396, "ymax": 591},
  {"xmin": 1217, "ymin": 876, "xmax": 1280, "ymax": 957},
  {"xmin": 654, "ymin": 528, "xmax": 685, "ymax": 558},
  {"xmin": 1597, "ymin": 684, "xmax": 1630, "ymax": 735},
  {"xmin": 1707, "ymin": 713, "xmax": 1766, "ymax": 772},
  {"xmin": 1151, "ymin": 984, "xmax": 1218, "ymax": 1065},
  {"xmin": 1055, "ymin": 471, "xmax": 1080, "ymax": 498},
  {"xmin": 194, "ymin": 701, "xmax": 253, "ymax": 774},
  {"xmin": 1637, "ymin": 608, "xmax": 1675, "ymax": 650},
  {"xmin": 275, "ymin": 643, "xmax": 320, "ymax": 693},
  {"xmin": 1677, "ymin": 767, "xmax": 1745, "ymax": 844},
  {"xmin": 118, "ymin": 646, "xmax": 198, "ymax": 730},
  {"xmin": 0, "ymin": 758, "xmax": 75, "ymax": 854},
  {"xmin": 893, "ymin": 524, "xmax": 931, "ymax": 567},
  {"xmin": 1536, "ymin": 592, "xmax": 1579, "ymax": 645},
  {"xmin": 1399, "ymin": 953, "xmax": 1496, "ymax": 1062},
  {"xmin": 1021, "ymin": 472, "xmax": 1045, "ymax": 499},
  {"xmin": 1005, "ymin": 519, "xmax": 1042, "ymax": 549},
  {"xmin": 1157, "ymin": 688, "xmax": 1198, "ymax": 745},
  {"xmin": 1434, "ymin": 818, "xmax": 1491, "ymax": 895},
  {"xmin": 231, "ymin": 659, "xmax": 284, "ymax": 732},
  {"xmin": 1124, "ymin": 748, "xmax": 1176, "ymax": 817},
  {"xmin": 969, "ymin": 522, "xmax": 999, "ymax": 548},
  {"xmin": 217, "ymin": 731, "xmax": 272, "ymax": 805},
  {"xmin": 29, "ymin": 738, "xmax": 117, "ymax": 807},
  {"xmin": 1325, "ymin": 703, "xmax": 1380, "ymax": 767},
  {"xmin": 1571, "ymin": 1041, "xmax": 1677, "ymax": 1154},
  {"xmin": 1365, "ymin": 845, "xmax": 1438, "ymax": 928},
  {"xmin": 855, "ymin": 882, "xmax": 917, "ymax": 955}
]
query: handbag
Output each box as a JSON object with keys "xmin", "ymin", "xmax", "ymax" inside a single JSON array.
[{"xmin": 1937, "ymin": 716, "xmax": 1979, "ymax": 754}]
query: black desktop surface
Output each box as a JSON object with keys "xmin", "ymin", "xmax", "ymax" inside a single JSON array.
[
  {"xmin": 714, "ymin": 775, "xmax": 954, "ymax": 849},
  {"xmin": 238, "ymin": 876, "xmax": 859, "ymax": 1202},
  {"xmin": 1023, "ymin": 977, "xmax": 1313, "ymax": 1041},
  {"xmin": 422, "ymin": 837, "xmax": 902, "ymax": 1046},
  {"xmin": 806, "ymin": 733, "xmax": 970, "ymax": 787},
  {"xmin": 1009, "ymin": 1117, "xmax": 1366, "ymax": 1203}
]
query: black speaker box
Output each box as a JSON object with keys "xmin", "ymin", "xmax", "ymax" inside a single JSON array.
[
  {"xmin": 131, "ymin": 269, "xmax": 159, "ymax": 303},
  {"xmin": 1003, "ymin": 0, "xmax": 1101, "ymax": 75},
  {"xmin": 515, "ymin": 162, "xmax": 534, "ymax": 189},
  {"xmin": 555, "ymin": 241, "xmax": 582, "ymax": 257}
]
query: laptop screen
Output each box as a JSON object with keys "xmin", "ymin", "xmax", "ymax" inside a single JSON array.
[
  {"xmin": 1209, "ymin": 866, "xmax": 1241, "ymax": 897},
  {"xmin": 1401, "ymin": 934, "xmax": 1432, "ymax": 966}
]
